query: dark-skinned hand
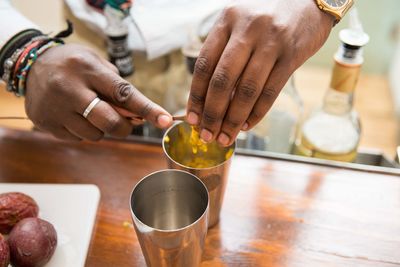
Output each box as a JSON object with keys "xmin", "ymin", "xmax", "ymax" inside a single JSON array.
[
  {"xmin": 25, "ymin": 43, "xmax": 172, "ymax": 141},
  {"xmin": 187, "ymin": 0, "xmax": 334, "ymax": 146}
]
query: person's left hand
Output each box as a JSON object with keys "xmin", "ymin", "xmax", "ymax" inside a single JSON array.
[
  {"xmin": 25, "ymin": 44, "xmax": 172, "ymax": 141},
  {"xmin": 186, "ymin": 0, "xmax": 333, "ymax": 146}
]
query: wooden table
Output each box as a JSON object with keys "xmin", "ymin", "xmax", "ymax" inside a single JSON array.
[{"xmin": 0, "ymin": 128, "xmax": 399, "ymax": 267}]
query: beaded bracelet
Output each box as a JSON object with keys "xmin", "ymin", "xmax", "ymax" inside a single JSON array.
[
  {"xmin": 0, "ymin": 29, "xmax": 43, "ymax": 77},
  {"xmin": 10, "ymin": 39, "xmax": 44, "ymax": 90},
  {"xmin": 16, "ymin": 40, "xmax": 63, "ymax": 96},
  {"xmin": 2, "ymin": 36, "xmax": 48, "ymax": 94},
  {"xmin": 1, "ymin": 20, "xmax": 73, "ymax": 96},
  {"xmin": 11, "ymin": 38, "xmax": 52, "ymax": 92},
  {"xmin": 1, "ymin": 47, "xmax": 23, "ymax": 91}
]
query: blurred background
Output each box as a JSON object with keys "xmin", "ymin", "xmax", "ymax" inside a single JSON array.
[{"xmin": 1, "ymin": 0, "xmax": 399, "ymax": 162}]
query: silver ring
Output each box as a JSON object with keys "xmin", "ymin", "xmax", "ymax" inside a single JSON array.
[{"xmin": 82, "ymin": 97, "xmax": 101, "ymax": 118}]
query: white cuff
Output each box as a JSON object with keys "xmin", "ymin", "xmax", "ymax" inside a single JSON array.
[{"xmin": 0, "ymin": 0, "xmax": 39, "ymax": 49}]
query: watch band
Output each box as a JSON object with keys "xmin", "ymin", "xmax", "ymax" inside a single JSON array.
[{"xmin": 315, "ymin": 0, "xmax": 354, "ymax": 25}]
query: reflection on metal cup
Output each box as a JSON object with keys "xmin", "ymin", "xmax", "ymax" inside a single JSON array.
[
  {"xmin": 130, "ymin": 170, "xmax": 209, "ymax": 267},
  {"xmin": 162, "ymin": 122, "xmax": 235, "ymax": 228}
]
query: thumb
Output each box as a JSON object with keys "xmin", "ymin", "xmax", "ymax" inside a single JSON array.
[{"xmin": 89, "ymin": 67, "xmax": 172, "ymax": 128}]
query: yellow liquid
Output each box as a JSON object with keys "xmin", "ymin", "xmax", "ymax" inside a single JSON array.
[
  {"xmin": 165, "ymin": 126, "xmax": 234, "ymax": 168},
  {"xmin": 294, "ymin": 135, "xmax": 357, "ymax": 163}
]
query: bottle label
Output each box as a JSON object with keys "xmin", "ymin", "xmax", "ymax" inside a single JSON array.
[
  {"xmin": 107, "ymin": 35, "xmax": 134, "ymax": 77},
  {"xmin": 330, "ymin": 61, "xmax": 361, "ymax": 93}
]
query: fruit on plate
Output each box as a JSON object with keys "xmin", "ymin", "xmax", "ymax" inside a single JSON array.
[
  {"xmin": 8, "ymin": 218, "xmax": 57, "ymax": 267},
  {"xmin": 0, "ymin": 234, "xmax": 9, "ymax": 267},
  {"xmin": 0, "ymin": 192, "xmax": 39, "ymax": 234}
]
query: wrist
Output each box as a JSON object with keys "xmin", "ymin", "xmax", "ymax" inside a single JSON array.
[
  {"xmin": 312, "ymin": 0, "xmax": 354, "ymax": 27},
  {"xmin": 1, "ymin": 21, "xmax": 73, "ymax": 97},
  {"xmin": 306, "ymin": 0, "xmax": 336, "ymax": 29},
  {"xmin": 0, "ymin": 29, "xmax": 43, "ymax": 77}
]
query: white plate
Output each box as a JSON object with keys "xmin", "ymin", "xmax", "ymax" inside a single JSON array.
[{"xmin": 0, "ymin": 183, "xmax": 100, "ymax": 267}]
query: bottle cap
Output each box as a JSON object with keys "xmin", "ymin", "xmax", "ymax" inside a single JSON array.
[
  {"xmin": 339, "ymin": 29, "xmax": 369, "ymax": 48},
  {"xmin": 335, "ymin": 8, "xmax": 369, "ymax": 64}
]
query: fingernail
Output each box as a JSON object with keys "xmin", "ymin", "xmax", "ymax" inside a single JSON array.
[
  {"xmin": 200, "ymin": 129, "xmax": 213, "ymax": 143},
  {"xmin": 217, "ymin": 133, "xmax": 230, "ymax": 146},
  {"xmin": 187, "ymin": 112, "xmax": 199, "ymax": 125},
  {"xmin": 157, "ymin": 114, "xmax": 172, "ymax": 128},
  {"xmin": 242, "ymin": 122, "xmax": 249, "ymax": 131}
]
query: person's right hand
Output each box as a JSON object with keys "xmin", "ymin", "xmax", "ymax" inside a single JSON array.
[
  {"xmin": 186, "ymin": 0, "xmax": 334, "ymax": 146},
  {"xmin": 25, "ymin": 43, "xmax": 172, "ymax": 141}
]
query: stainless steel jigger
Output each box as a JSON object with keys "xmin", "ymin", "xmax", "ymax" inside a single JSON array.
[
  {"xmin": 130, "ymin": 170, "xmax": 209, "ymax": 267},
  {"xmin": 163, "ymin": 122, "xmax": 235, "ymax": 228}
]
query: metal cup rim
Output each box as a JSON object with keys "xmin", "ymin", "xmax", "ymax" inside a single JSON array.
[
  {"xmin": 162, "ymin": 121, "xmax": 236, "ymax": 170},
  {"xmin": 129, "ymin": 169, "xmax": 210, "ymax": 233}
]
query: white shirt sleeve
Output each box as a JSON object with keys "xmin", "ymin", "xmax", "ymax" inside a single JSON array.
[
  {"xmin": 0, "ymin": 0, "xmax": 39, "ymax": 48},
  {"xmin": 65, "ymin": 0, "xmax": 229, "ymax": 60}
]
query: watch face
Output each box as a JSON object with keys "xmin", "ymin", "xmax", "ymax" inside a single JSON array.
[{"xmin": 323, "ymin": 0, "xmax": 348, "ymax": 8}]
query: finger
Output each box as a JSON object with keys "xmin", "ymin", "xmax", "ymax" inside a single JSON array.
[
  {"xmin": 186, "ymin": 22, "xmax": 230, "ymax": 126},
  {"xmin": 85, "ymin": 100, "xmax": 133, "ymax": 138},
  {"xmin": 31, "ymin": 119, "xmax": 82, "ymax": 141},
  {"xmin": 216, "ymin": 50, "xmax": 277, "ymax": 146},
  {"xmin": 51, "ymin": 127, "xmax": 82, "ymax": 141},
  {"xmin": 129, "ymin": 118, "xmax": 145, "ymax": 126},
  {"xmin": 111, "ymin": 104, "xmax": 139, "ymax": 118},
  {"xmin": 111, "ymin": 104, "xmax": 145, "ymax": 125},
  {"xmin": 65, "ymin": 114, "xmax": 104, "ymax": 141},
  {"xmin": 100, "ymin": 57, "xmax": 119, "ymax": 74},
  {"xmin": 245, "ymin": 60, "xmax": 293, "ymax": 130},
  {"xmin": 88, "ymin": 68, "xmax": 173, "ymax": 129},
  {"xmin": 198, "ymin": 37, "xmax": 252, "ymax": 143}
]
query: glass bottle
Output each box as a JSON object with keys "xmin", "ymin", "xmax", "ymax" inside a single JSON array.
[
  {"xmin": 104, "ymin": 4, "xmax": 134, "ymax": 77},
  {"xmin": 246, "ymin": 76, "xmax": 303, "ymax": 154},
  {"xmin": 294, "ymin": 27, "xmax": 369, "ymax": 162}
]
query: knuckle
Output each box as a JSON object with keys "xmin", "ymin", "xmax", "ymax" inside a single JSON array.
[
  {"xmin": 258, "ymin": 43, "xmax": 277, "ymax": 58},
  {"xmin": 244, "ymin": 14, "xmax": 287, "ymax": 40},
  {"xmin": 224, "ymin": 118, "xmax": 241, "ymax": 129},
  {"xmin": 260, "ymin": 87, "xmax": 277, "ymax": 99},
  {"xmin": 47, "ymin": 72, "xmax": 64, "ymax": 88},
  {"xmin": 213, "ymin": 20, "xmax": 229, "ymax": 33},
  {"xmin": 284, "ymin": 51, "xmax": 302, "ymax": 71},
  {"xmin": 222, "ymin": 5, "xmax": 238, "ymax": 18},
  {"xmin": 268, "ymin": 20, "xmax": 288, "ymax": 37},
  {"xmin": 202, "ymin": 111, "xmax": 220, "ymax": 125},
  {"xmin": 66, "ymin": 53, "xmax": 91, "ymax": 68},
  {"xmin": 194, "ymin": 56, "xmax": 211, "ymax": 78},
  {"xmin": 233, "ymin": 38, "xmax": 248, "ymax": 50},
  {"xmin": 139, "ymin": 102, "xmax": 155, "ymax": 118},
  {"xmin": 250, "ymin": 109, "xmax": 265, "ymax": 122},
  {"xmin": 110, "ymin": 64, "xmax": 119, "ymax": 74},
  {"xmin": 112, "ymin": 81, "xmax": 135, "ymax": 105},
  {"xmin": 210, "ymin": 71, "xmax": 230, "ymax": 92},
  {"xmin": 104, "ymin": 115, "xmax": 123, "ymax": 134},
  {"xmin": 45, "ymin": 72, "xmax": 73, "ymax": 98},
  {"xmin": 237, "ymin": 80, "xmax": 259, "ymax": 102},
  {"xmin": 246, "ymin": 13, "xmax": 273, "ymax": 31},
  {"xmin": 189, "ymin": 92, "xmax": 205, "ymax": 106}
]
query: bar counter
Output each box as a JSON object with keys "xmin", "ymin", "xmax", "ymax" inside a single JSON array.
[{"xmin": 0, "ymin": 128, "xmax": 399, "ymax": 267}]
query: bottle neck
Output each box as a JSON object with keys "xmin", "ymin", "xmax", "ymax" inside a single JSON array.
[{"xmin": 323, "ymin": 60, "xmax": 361, "ymax": 115}]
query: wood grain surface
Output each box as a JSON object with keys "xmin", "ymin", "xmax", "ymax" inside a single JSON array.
[{"xmin": 0, "ymin": 128, "xmax": 399, "ymax": 267}]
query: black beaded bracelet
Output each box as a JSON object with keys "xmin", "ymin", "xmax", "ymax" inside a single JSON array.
[{"xmin": 0, "ymin": 29, "xmax": 44, "ymax": 78}]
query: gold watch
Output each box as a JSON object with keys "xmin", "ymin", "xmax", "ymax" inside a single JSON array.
[{"xmin": 314, "ymin": 0, "xmax": 354, "ymax": 24}]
